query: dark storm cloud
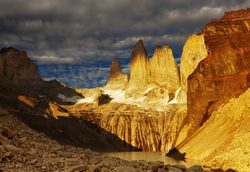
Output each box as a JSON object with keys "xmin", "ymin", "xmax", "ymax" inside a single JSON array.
[{"xmin": 0, "ymin": 0, "xmax": 249, "ymax": 64}]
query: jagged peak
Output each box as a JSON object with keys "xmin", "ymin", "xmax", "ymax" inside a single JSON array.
[
  {"xmin": 131, "ymin": 40, "xmax": 148, "ymax": 63},
  {"xmin": 222, "ymin": 8, "xmax": 250, "ymax": 20},
  {"xmin": 110, "ymin": 58, "xmax": 123, "ymax": 76},
  {"xmin": 0, "ymin": 47, "xmax": 26, "ymax": 55},
  {"xmin": 151, "ymin": 44, "xmax": 175, "ymax": 61},
  {"xmin": 0, "ymin": 47, "xmax": 28, "ymax": 60}
]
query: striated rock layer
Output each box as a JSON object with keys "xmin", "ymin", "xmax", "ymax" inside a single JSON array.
[
  {"xmin": 105, "ymin": 58, "xmax": 128, "ymax": 90},
  {"xmin": 186, "ymin": 8, "xmax": 250, "ymax": 135},
  {"xmin": 70, "ymin": 103, "xmax": 187, "ymax": 152}
]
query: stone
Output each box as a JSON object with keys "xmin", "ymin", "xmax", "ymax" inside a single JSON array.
[
  {"xmin": 150, "ymin": 161, "xmax": 164, "ymax": 172},
  {"xmin": 100, "ymin": 167, "xmax": 110, "ymax": 172},
  {"xmin": 97, "ymin": 94, "xmax": 112, "ymax": 106},
  {"xmin": 187, "ymin": 165, "xmax": 203, "ymax": 172},
  {"xmin": 171, "ymin": 165, "xmax": 186, "ymax": 170},
  {"xmin": 19, "ymin": 137, "xmax": 27, "ymax": 143},
  {"xmin": 30, "ymin": 159, "xmax": 38, "ymax": 165},
  {"xmin": 1, "ymin": 128, "xmax": 16, "ymax": 139},
  {"xmin": 0, "ymin": 134, "xmax": 10, "ymax": 145},
  {"xmin": 105, "ymin": 58, "xmax": 128, "ymax": 90},
  {"xmin": 165, "ymin": 166, "xmax": 183, "ymax": 172},
  {"xmin": 4, "ymin": 144, "xmax": 23, "ymax": 154},
  {"xmin": 3, "ymin": 152, "xmax": 13, "ymax": 159},
  {"xmin": 27, "ymin": 148, "xmax": 37, "ymax": 155},
  {"xmin": 157, "ymin": 168, "xmax": 168, "ymax": 172},
  {"xmin": 113, "ymin": 166, "xmax": 137, "ymax": 172}
]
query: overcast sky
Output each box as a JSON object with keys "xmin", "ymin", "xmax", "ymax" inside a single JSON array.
[{"xmin": 0, "ymin": 0, "xmax": 249, "ymax": 65}]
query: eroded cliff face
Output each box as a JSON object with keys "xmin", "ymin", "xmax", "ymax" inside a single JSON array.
[
  {"xmin": 105, "ymin": 58, "xmax": 128, "ymax": 90},
  {"xmin": 125, "ymin": 40, "xmax": 150, "ymax": 98},
  {"xmin": 71, "ymin": 103, "xmax": 187, "ymax": 152},
  {"xmin": 186, "ymin": 9, "xmax": 250, "ymax": 135},
  {"xmin": 178, "ymin": 88, "xmax": 250, "ymax": 171},
  {"xmin": 150, "ymin": 45, "xmax": 180, "ymax": 93},
  {"xmin": 0, "ymin": 47, "xmax": 42, "ymax": 88},
  {"xmin": 180, "ymin": 34, "xmax": 208, "ymax": 92}
]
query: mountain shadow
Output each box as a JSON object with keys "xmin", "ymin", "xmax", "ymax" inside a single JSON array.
[{"xmin": 16, "ymin": 110, "xmax": 140, "ymax": 152}]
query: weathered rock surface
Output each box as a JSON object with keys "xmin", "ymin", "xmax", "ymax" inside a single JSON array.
[
  {"xmin": 72, "ymin": 103, "xmax": 187, "ymax": 152},
  {"xmin": 125, "ymin": 40, "xmax": 150, "ymax": 98},
  {"xmin": 0, "ymin": 47, "xmax": 83, "ymax": 105},
  {"xmin": 180, "ymin": 34, "xmax": 208, "ymax": 92},
  {"xmin": 186, "ymin": 8, "xmax": 250, "ymax": 135},
  {"xmin": 179, "ymin": 88, "xmax": 250, "ymax": 172},
  {"xmin": 0, "ymin": 47, "xmax": 42, "ymax": 88},
  {"xmin": 150, "ymin": 45, "xmax": 180, "ymax": 93},
  {"xmin": 105, "ymin": 58, "xmax": 128, "ymax": 90}
]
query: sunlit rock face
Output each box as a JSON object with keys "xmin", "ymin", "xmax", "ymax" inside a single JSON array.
[
  {"xmin": 125, "ymin": 40, "xmax": 150, "ymax": 98},
  {"xmin": 150, "ymin": 45, "xmax": 180, "ymax": 93},
  {"xmin": 180, "ymin": 34, "xmax": 208, "ymax": 92},
  {"xmin": 72, "ymin": 103, "xmax": 187, "ymax": 152},
  {"xmin": 105, "ymin": 58, "xmax": 128, "ymax": 90},
  {"xmin": 0, "ymin": 47, "xmax": 42, "ymax": 88},
  {"xmin": 124, "ymin": 41, "xmax": 181, "ymax": 106},
  {"xmin": 178, "ymin": 88, "xmax": 250, "ymax": 172},
  {"xmin": 186, "ymin": 8, "xmax": 250, "ymax": 135}
]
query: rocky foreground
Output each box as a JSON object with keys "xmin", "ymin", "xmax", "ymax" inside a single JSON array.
[{"xmin": 0, "ymin": 107, "xmax": 231, "ymax": 172}]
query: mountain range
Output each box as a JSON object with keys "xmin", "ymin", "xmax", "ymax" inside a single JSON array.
[{"xmin": 0, "ymin": 8, "xmax": 250, "ymax": 172}]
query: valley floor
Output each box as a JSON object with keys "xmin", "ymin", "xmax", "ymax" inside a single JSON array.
[{"xmin": 0, "ymin": 106, "xmax": 228, "ymax": 172}]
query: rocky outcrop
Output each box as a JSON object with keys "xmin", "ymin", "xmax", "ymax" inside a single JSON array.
[
  {"xmin": 178, "ymin": 87, "xmax": 250, "ymax": 172},
  {"xmin": 150, "ymin": 45, "xmax": 180, "ymax": 93},
  {"xmin": 0, "ymin": 47, "xmax": 83, "ymax": 105},
  {"xmin": 180, "ymin": 34, "xmax": 208, "ymax": 92},
  {"xmin": 0, "ymin": 47, "xmax": 42, "ymax": 89},
  {"xmin": 185, "ymin": 8, "xmax": 250, "ymax": 135},
  {"xmin": 105, "ymin": 58, "xmax": 128, "ymax": 90},
  {"xmin": 124, "ymin": 41, "xmax": 181, "ymax": 104},
  {"xmin": 125, "ymin": 40, "xmax": 150, "ymax": 98}
]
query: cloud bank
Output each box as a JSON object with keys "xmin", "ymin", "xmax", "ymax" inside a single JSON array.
[{"xmin": 0, "ymin": 0, "xmax": 249, "ymax": 65}]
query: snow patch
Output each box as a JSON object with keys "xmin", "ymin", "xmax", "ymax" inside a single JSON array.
[
  {"xmin": 76, "ymin": 97, "xmax": 95, "ymax": 104},
  {"xmin": 57, "ymin": 93, "xmax": 82, "ymax": 103},
  {"xmin": 168, "ymin": 87, "xmax": 181, "ymax": 104},
  {"xmin": 103, "ymin": 89, "xmax": 146, "ymax": 105},
  {"xmin": 42, "ymin": 77, "xmax": 56, "ymax": 81}
]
